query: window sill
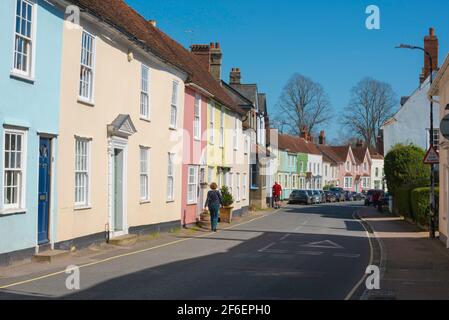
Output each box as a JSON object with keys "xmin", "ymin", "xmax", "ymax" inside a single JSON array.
[
  {"xmin": 140, "ymin": 200, "xmax": 151, "ymax": 205},
  {"xmin": 77, "ymin": 98, "xmax": 95, "ymax": 107},
  {"xmin": 187, "ymin": 202, "xmax": 198, "ymax": 206},
  {"xmin": 10, "ymin": 71, "xmax": 35, "ymax": 84},
  {"xmin": 0, "ymin": 208, "xmax": 27, "ymax": 216},
  {"xmin": 169, "ymin": 127, "xmax": 177, "ymax": 131},
  {"xmin": 74, "ymin": 205, "xmax": 92, "ymax": 211},
  {"xmin": 140, "ymin": 117, "xmax": 151, "ymax": 123},
  {"xmin": 166, "ymin": 200, "xmax": 175, "ymax": 203}
]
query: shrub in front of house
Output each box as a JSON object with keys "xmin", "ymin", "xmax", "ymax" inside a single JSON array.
[
  {"xmin": 384, "ymin": 144, "xmax": 430, "ymax": 196},
  {"xmin": 411, "ymin": 187, "xmax": 439, "ymax": 227}
]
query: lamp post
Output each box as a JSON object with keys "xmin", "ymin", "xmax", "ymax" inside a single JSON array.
[{"xmin": 396, "ymin": 44, "xmax": 436, "ymax": 239}]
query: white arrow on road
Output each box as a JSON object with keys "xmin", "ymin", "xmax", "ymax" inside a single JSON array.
[{"xmin": 302, "ymin": 240, "xmax": 344, "ymax": 250}]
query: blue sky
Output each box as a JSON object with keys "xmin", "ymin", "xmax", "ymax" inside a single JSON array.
[{"xmin": 126, "ymin": 0, "xmax": 449, "ymax": 142}]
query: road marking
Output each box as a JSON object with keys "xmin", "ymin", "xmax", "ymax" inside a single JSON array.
[
  {"xmin": 296, "ymin": 251, "xmax": 323, "ymax": 256},
  {"xmin": 333, "ymin": 253, "xmax": 361, "ymax": 258},
  {"xmin": 303, "ymin": 240, "xmax": 344, "ymax": 250},
  {"xmin": 258, "ymin": 242, "xmax": 276, "ymax": 253},
  {"xmin": 0, "ymin": 210, "xmax": 279, "ymax": 290},
  {"xmin": 344, "ymin": 210, "xmax": 375, "ymax": 300},
  {"xmin": 262, "ymin": 249, "xmax": 289, "ymax": 254},
  {"xmin": 280, "ymin": 234, "xmax": 291, "ymax": 241}
]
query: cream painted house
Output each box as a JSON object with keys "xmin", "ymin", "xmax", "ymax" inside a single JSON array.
[
  {"xmin": 429, "ymin": 53, "xmax": 449, "ymax": 248},
  {"xmin": 55, "ymin": 7, "xmax": 188, "ymax": 248},
  {"xmin": 205, "ymin": 100, "xmax": 250, "ymax": 216}
]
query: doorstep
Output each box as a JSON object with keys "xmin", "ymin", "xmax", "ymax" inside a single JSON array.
[
  {"xmin": 108, "ymin": 234, "xmax": 138, "ymax": 247},
  {"xmin": 32, "ymin": 250, "xmax": 71, "ymax": 263}
]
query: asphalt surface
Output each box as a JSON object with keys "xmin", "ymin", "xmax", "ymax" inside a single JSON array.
[{"xmin": 0, "ymin": 202, "xmax": 371, "ymax": 300}]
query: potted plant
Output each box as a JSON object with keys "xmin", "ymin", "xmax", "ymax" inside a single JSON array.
[{"xmin": 220, "ymin": 186, "xmax": 234, "ymax": 223}]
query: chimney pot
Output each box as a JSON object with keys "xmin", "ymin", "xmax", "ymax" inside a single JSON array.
[
  {"xmin": 210, "ymin": 42, "xmax": 215, "ymax": 49},
  {"xmin": 148, "ymin": 20, "xmax": 157, "ymax": 27},
  {"xmin": 420, "ymin": 27, "xmax": 438, "ymax": 84},
  {"xmin": 230, "ymin": 67, "xmax": 241, "ymax": 85}
]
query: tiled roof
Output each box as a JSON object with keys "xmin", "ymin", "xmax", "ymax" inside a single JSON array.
[
  {"xmin": 70, "ymin": 0, "xmax": 244, "ymax": 115},
  {"xmin": 277, "ymin": 134, "xmax": 321, "ymax": 155},
  {"xmin": 369, "ymin": 147, "xmax": 384, "ymax": 160},
  {"xmin": 318, "ymin": 145, "xmax": 350, "ymax": 163},
  {"xmin": 352, "ymin": 146, "xmax": 368, "ymax": 164}
]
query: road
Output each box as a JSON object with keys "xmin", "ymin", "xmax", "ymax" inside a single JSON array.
[{"xmin": 0, "ymin": 202, "xmax": 371, "ymax": 300}]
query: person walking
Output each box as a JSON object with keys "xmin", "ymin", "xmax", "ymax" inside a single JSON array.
[
  {"xmin": 204, "ymin": 183, "xmax": 223, "ymax": 232},
  {"xmin": 272, "ymin": 182, "xmax": 283, "ymax": 209}
]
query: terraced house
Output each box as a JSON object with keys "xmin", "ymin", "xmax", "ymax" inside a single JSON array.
[
  {"xmin": 276, "ymin": 134, "xmax": 307, "ymax": 200},
  {"xmin": 189, "ymin": 43, "xmax": 250, "ymax": 219},
  {"xmin": 223, "ymin": 68, "xmax": 272, "ymax": 209},
  {"xmin": 54, "ymin": 0, "xmax": 196, "ymax": 250},
  {"xmin": 0, "ymin": 0, "xmax": 64, "ymax": 264}
]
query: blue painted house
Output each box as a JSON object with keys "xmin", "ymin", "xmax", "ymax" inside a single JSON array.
[{"xmin": 0, "ymin": 0, "xmax": 64, "ymax": 264}]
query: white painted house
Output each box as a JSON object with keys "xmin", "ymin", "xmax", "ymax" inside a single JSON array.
[
  {"xmin": 383, "ymin": 76, "xmax": 440, "ymax": 155},
  {"xmin": 383, "ymin": 28, "xmax": 440, "ymax": 156}
]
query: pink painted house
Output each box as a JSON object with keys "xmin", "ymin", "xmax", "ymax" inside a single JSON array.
[
  {"xmin": 352, "ymin": 146, "xmax": 373, "ymax": 192},
  {"xmin": 181, "ymin": 87, "xmax": 208, "ymax": 226},
  {"xmin": 319, "ymin": 144, "xmax": 373, "ymax": 192}
]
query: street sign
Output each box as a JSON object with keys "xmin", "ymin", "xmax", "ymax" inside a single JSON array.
[
  {"xmin": 423, "ymin": 145, "xmax": 439, "ymax": 164},
  {"xmin": 441, "ymin": 114, "xmax": 449, "ymax": 140}
]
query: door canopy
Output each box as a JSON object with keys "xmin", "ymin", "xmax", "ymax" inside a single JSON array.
[{"xmin": 107, "ymin": 114, "xmax": 137, "ymax": 138}]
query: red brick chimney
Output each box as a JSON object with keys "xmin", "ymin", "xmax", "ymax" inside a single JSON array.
[
  {"xmin": 190, "ymin": 42, "xmax": 223, "ymax": 81},
  {"xmin": 319, "ymin": 131, "xmax": 326, "ymax": 145},
  {"xmin": 420, "ymin": 27, "xmax": 438, "ymax": 84},
  {"xmin": 300, "ymin": 125, "xmax": 309, "ymax": 141},
  {"xmin": 230, "ymin": 68, "xmax": 241, "ymax": 85}
]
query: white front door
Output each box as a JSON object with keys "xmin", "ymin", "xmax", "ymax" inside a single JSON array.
[{"xmin": 109, "ymin": 137, "xmax": 128, "ymax": 238}]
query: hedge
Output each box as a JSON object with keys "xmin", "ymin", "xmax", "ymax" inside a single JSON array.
[
  {"xmin": 384, "ymin": 144, "xmax": 430, "ymax": 196},
  {"xmin": 411, "ymin": 187, "xmax": 439, "ymax": 227},
  {"xmin": 394, "ymin": 187, "xmax": 414, "ymax": 218}
]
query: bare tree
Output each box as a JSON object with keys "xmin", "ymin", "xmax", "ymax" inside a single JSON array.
[
  {"xmin": 276, "ymin": 74, "xmax": 332, "ymax": 136},
  {"xmin": 341, "ymin": 78, "xmax": 397, "ymax": 148}
]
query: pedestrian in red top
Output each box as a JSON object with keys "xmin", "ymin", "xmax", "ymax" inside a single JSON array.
[{"xmin": 272, "ymin": 182, "xmax": 283, "ymax": 209}]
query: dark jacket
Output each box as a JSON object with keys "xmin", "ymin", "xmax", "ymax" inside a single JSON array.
[{"xmin": 205, "ymin": 190, "xmax": 223, "ymax": 208}]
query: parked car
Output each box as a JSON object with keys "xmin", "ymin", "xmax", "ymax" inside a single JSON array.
[
  {"xmin": 351, "ymin": 192, "xmax": 364, "ymax": 201},
  {"xmin": 344, "ymin": 191, "xmax": 354, "ymax": 201},
  {"xmin": 329, "ymin": 187, "xmax": 345, "ymax": 202},
  {"xmin": 319, "ymin": 190, "xmax": 326, "ymax": 203},
  {"xmin": 324, "ymin": 191, "xmax": 337, "ymax": 203},
  {"xmin": 288, "ymin": 190, "xmax": 313, "ymax": 205},
  {"xmin": 313, "ymin": 190, "xmax": 324, "ymax": 203},
  {"xmin": 306, "ymin": 190, "xmax": 319, "ymax": 204}
]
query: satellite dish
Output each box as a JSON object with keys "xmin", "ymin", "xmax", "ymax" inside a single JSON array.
[{"xmin": 441, "ymin": 114, "xmax": 449, "ymax": 140}]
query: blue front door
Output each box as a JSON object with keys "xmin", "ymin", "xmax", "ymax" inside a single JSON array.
[{"xmin": 38, "ymin": 138, "xmax": 51, "ymax": 245}]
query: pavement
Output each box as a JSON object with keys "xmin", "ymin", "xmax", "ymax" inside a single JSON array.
[
  {"xmin": 358, "ymin": 206, "xmax": 449, "ymax": 300},
  {"xmin": 0, "ymin": 203, "xmax": 371, "ymax": 300}
]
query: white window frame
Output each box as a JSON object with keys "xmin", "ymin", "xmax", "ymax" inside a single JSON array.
[
  {"xmin": 209, "ymin": 102, "xmax": 215, "ymax": 145},
  {"xmin": 236, "ymin": 173, "xmax": 241, "ymax": 201},
  {"xmin": 243, "ymin": 173, "xmax": 247, "ymax": 200},
  {"xmin": 140, "ymin": 147, "xmax": 150, "ymax": 202},
  {"xmin": 140, "ymin": 64, "xmax": 150, "ymax": 120},
  {"xmin": 194, "ymin": 94, "xmax": 201, "ymax": 141},
  {"xmin": 220, "ymin": 106, "xmax": 225, "ymax": 148},
  {"xmin": 2, "ymin": 129, "xmax": 27, "ymax": 212},
  {"xmin": 233, "ymin": 118, "xmax": 239, "ymax": 151},
  {"xmin": 170, "ymin": 81, "xmax": 179, "ymax": 129},
  {"xmin": 187, "ymin": 165, "xmax": 198, "ymax": 204},
  {"xmin": 75, "ymin": 137, "xmax": 91, "ymax": 208},
  {"xmin": 167, "ymin": 153, "xmax": 175, "ymax": 201},
  {"xmin": 11, "ymin": 0, "xmax": 37, "ymax": 79},
  {"xmin": 208, "ymin": 166, "xmax": 214, "ymax": 183},
  {"xmin": 78, "ymin": 30, "xmax": 96, "ymax": 104}
]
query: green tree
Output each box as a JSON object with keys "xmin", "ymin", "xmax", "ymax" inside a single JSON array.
[{"xmin": 384, "ymin": 144, "xmax": 430, "ymax": 195}]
